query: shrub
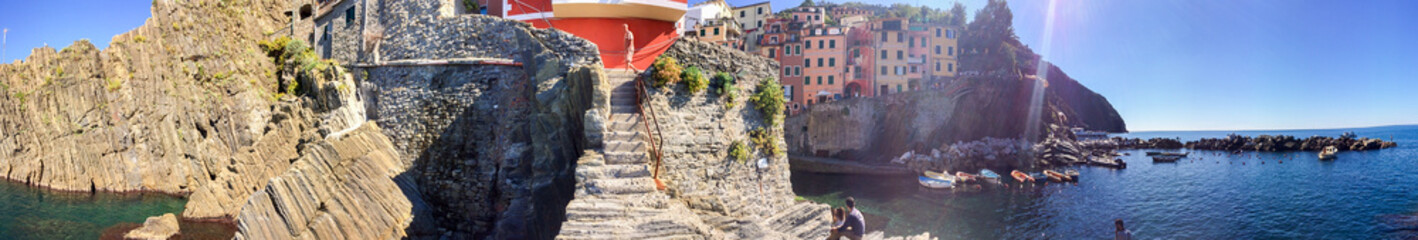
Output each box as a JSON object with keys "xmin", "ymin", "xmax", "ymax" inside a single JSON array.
[
  {"xmin": 463, "ymin": 0, "xmax": 479, "ymax": 13},
  {"xmin": 713, "ymin": 72, "xmax": 736, "ymax": 107},
  {"xmin": 682, "ymin": 66, "xmax": 707, "ymax": 93},
  {"xmin": 749, "ymin": 78, "xmax": 786, "ymax": 126},
  {"xmin": 651, "ymin": 57, "xmax": 682, "ymax": 88},
  {"xmin": 14, "ymin": 91, "xmax": 28, "ymax": 105},
  {"xmin": 729, "ymin": 141, "xmax": 751, "ymax": 163},
  {"xmin": 106, "ymin": 78, "xmax": 122, "ymax": 92},
  {"xmin": 134, "ymin": 35, "xmax": 147, "ymax": 43},
  {"xmin": 749, "ymin": 127, "xmax": 782, "ymax": 157}
]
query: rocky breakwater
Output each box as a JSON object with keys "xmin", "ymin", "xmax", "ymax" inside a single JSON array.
[
  {"xmin": 360, "ymin": 1, "xmax": 602, "ymax": 238},
  {"xmin": 1108, "ymin": 134, "xmax": 1397, "ymax": 152}
]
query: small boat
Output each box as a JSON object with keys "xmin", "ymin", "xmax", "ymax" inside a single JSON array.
[
  {"xmin": 1043, "ymin": 170, "xmax": 1070, "ymax": 182},
  {"xmin": 978, "ymin": 169, "xmax": 1002, "ymax": 184},
  {"xmin": 1028, "ymin": 172, "xmax": 1049, "ymax": 183},
  {"xmin": 1011, "ymin": 170, "xmax": 1034, "ymax": 183},
  {"xmin": 918, "ymin": 176, "xmax": 955, "ymax": 189},
  {"xmin": 955, "ymin": 171, "xmax": 979, "ymax": 183},
  {"xmin": 1318, "ymin": 146, "xmax": 1338, "ymax": 160},
  {"xmin": 924, "ymin": 170, "xmax": 951, "ymax": 180},
  {"xmin": 1152, "ymin": 155, "xmax": 1181, "ymax": 163},
  {"xmin": 1065, "ymin": 169, "xmax": 1080, "ymax": 181}
]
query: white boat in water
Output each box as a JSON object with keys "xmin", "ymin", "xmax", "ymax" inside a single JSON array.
[
  {"xmin": 918, "ymin": 176, "xmax": 955, "ymax": 189},
  {"xmin": 1319, "ymin": 146, "xmax": 1338, "ymax": 160}
]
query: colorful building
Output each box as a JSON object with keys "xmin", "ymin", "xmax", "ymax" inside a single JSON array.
[
  {"xmin": 683, "ymin": 0, "xmax": 732, "ymax": 34},
  {"xmin": 500, "ymin": 0, "xmax": 687, "ymax": 70},
  {"xmin": 871, "ymin": 18, "xmax": 911, "ymax": 95},
  {"xmin": 691, "ymin": 17, "xmax": 744, "ymax": 49},
  {"xmin": 927, "ymin": 24, "xmax": 959, "ymax": 87},
  {"xmin": 733, "ymin": 1, "xmax": 772, "ymax": 52},
  {"xmin": 801, "ymin": 25, "xmax": 849, "ymax": 105}
]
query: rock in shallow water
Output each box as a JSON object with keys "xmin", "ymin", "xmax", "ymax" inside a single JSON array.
[{"xmin": 123, "ymin": 213, "xmax": 179, "ymax": 240}]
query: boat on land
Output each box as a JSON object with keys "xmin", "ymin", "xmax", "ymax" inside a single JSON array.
[
  {"xmin": 979, "ymin": 169, "xmax": 1002, "ymax": 184},
  {"xmin": 1010, "ymin": 170, "xmax": 1034, "ymax": 183},
  {"xmin": 1152, "ymin": 155, "xmax": 1182, "ymax": 163},
  {"xmin": 1043, "ymin": 170, "xmax": 1071, "ymax": 182},
  {"xmin": 1146, "ymin": 152, "xmax": 1189, "ymax": 157},
  {"xmin": 1319, "ymin": 146, "xmax": 1338, "ymax": 160}
]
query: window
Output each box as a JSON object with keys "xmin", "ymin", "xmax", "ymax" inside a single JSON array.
[
  {"xmin": 796, "ymin": 45, "xmax": 802, "ymax": 54},
  {"xmin": 935, "ymin": 46, "xmax": 941, "ymax": 54},
  {"xmin": 897, "ymin": 85, "xmax": 903, "ymax": 92},
  {"xmin": 806, "ymin": 77, "xmax": 811, "ymax": 85},
  {"xmin": 897, "ymin": 33, "xmax": 903, "ymax": 42},
  {"xmin": 758, "ymin": 21, "xmax": 763, "ymax": 28},
  {"xmin": 345, "ymin": 7, "xmax": 356, "ymax": 25},
  {"xmin": 817, "ymin": 76, "xmax": 823, "ymax": 85},
  {"xmin": 714, "ymin": 28, "xmax": 720, "ymax": 35},
  {"xmin": 948, "ymin": 30, "xmax": 955, "ymax": 39},
  {"xmin": 795, "ymin": 15, "xmax": 800, "ymax": 21},
  {"xmin": 948, "ymin": 63, "xmax": 954, "ymax": 72},
  {"xmin": 880, "ymin": 32, "xmax": 887, "ymax": 42},
  {"xmin": 897, "ymin": 51, "xmax": 903, "ymax": 60},
  {"xmin": 741, "ymin": 11, "xmax": 746, "ymax": 18},
  {"xmin": 828, "ymin": 76, "xmax": 834, "ymax": 84},
  {"xmin": 818, "ymin": 40, "xmax": 824, "ymax": 49},
  {"xmin": 700, "ymin": 29, "xmax": 706, "ymax": 37},
  {"xmin": 829, "ymin": 40, "xmax": 836, "ymax": 48},
  {"xmin": 936, "ymin": 28, "xmax": 942, "ymax": 37},
  {"xmin": 911, "ymin": 66, "xmax": 917, "ymax": 73},
  {"xmin": 829, "ymin": 58, "xmax": 835, "ymax": 67},
  {"xmin": 806, "ymin": 41, "xmax": 812, "ymax": 49},
  {"xmin": 880, "ymin": 66, "xmax": 887, "ymax": 75},
  {"xmin": 769, "ymin": 50, "xmax": 776, "ymax": 58},
  {"xmin": 880, "ymin": 50, "xmax": 887, "ymax": 59},
  {"xmin": 796, "ymin": 66, "xmax": 802, "ymax": 75},
  {"xmin": 785, "ymin": 67, "xmax": 791, "ymax": 75},
  {"xmin": 949, "ymin": 47, "xmax": 954, "ymax": 56},
  {"xmin": 853, "ymin": 49, "xmax": 860, "ymax": 57},
  {"xmin": 936, "ymin": 62, "xmax": 941, "ymax": 71},
  {"xmin": 909, "ymin": 37, "xmax": 914, "ymax": 47},
  {"xmin": 817, "ymin": 58, "xmax": 823, "ymax": 67},
  {"xmin": 805, "ymin": 59, "xmax": 811, "ymax": 67},
  {"xmin": 758, "ymin": 7, "xmax": 764, "ymax": 14}
]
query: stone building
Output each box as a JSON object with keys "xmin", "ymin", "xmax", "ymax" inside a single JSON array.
[{"xmin": 284, "ymin": 0, "xmax": 377, "ymax": 64}]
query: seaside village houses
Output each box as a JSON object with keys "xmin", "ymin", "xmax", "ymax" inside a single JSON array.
[
  {"xmin": 283, "ymin": 0, "xmax": 954, "ymax": 115},
  {"xmin": 684, "ymin": 1, "xmax": 961, "ymax": 114}
]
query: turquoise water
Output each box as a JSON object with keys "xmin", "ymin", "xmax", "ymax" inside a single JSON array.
[
  {"xmin": 794, "ymin": 125, "xmax": 1418, "ymax": 239},
  {"xmin": 0, "ymin": 180, "xmax": 187, "ymax": 239}
]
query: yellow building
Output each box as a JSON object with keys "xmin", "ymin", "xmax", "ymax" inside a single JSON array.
[
  {"xmin": 928, "ymin": 25, "xmax": 959, "ymax": 83},
  {"xmin": 871, "ymin": 18, "xmax": 911, "ymax": 95}
]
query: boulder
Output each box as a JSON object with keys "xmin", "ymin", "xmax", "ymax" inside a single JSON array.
[{"xmin": 124, "ymin": 213, "xmax": 180, "ymax": 240}]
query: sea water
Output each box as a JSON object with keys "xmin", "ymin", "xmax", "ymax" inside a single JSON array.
[
  {"xmin": 794, "ymin": 125, "xmax": 1418, "ymax": 239},
  {"xmin": 0, "ymin": 180, "xmax": 202, "ymax": 239}
]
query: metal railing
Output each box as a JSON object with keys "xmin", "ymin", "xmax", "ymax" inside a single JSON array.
[{"xmin": 633, "ymin": 70, "xmax": 669, "ymax": 191}]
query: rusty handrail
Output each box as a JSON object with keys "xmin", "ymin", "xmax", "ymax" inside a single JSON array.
[{"xmin": 633, "ymin": 70, "xmax": 668, "ymax": 191}]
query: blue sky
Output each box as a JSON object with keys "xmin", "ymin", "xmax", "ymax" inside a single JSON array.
[{"xmin": 4, "ymin": 0, "xmax": 1418, "ymax": 131}]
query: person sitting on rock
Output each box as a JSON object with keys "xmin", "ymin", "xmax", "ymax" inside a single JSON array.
[
  {"xmin": 826, "ymin": 207, "xmax": 846, "ymax": 239},
  {"xmin": 832, "ymin": 197, "xmax": 866, "ymax": 240}
]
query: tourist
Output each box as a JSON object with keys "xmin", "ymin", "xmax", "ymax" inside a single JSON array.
[
  {"xmin": 833, "ymin": 197, "xmax": 866, "ymax": 240},
  {"xmin": 1115, "ymin": 219, "xmax": 1133, "ymax": 240},
  {"xmin": 623, "ymin": 24, "xmax": 635, "ymax": 71},
  {"xmin": 826, "ymin": 207, "xmax": 846, "ymax": 239}
]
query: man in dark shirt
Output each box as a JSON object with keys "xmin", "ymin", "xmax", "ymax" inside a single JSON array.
[{"xmin": 834, "ymin": 197, "xmax": 866, "ymax": 240}]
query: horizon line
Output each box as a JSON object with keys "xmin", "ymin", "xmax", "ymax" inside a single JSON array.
[{"xmin": 1126, "ymin": 123, "xmax": 1418, "ymax": 133}]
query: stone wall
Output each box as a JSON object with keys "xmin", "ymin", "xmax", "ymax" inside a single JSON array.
[
  {"xmin": 355, "ymin": 1, "xmax": 602, "ymax": 237},
  {"xmin": 647, "ymin": 38, "xmax": 828, "ymax": 236}
]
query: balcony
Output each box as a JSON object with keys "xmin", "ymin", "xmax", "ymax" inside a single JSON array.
[{"xmin": 907, "ymin": 56, "xmax": 926, "ymax": 64}]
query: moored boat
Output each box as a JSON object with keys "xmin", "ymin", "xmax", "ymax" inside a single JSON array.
[
  {"xmin": 955, "ymin": 171, "xmax": 979, "ymax": 183},
  {"xmin": 1027, "ymin": 172, "xmax": 1049, "ymax": 183},
  {"xmin": 979, "ymin": 169, "xmax": 1002, "ymax": 184},
  {"xmin": 1043, "ymin": 170, "xmax": 1070, "ymax": 182},
  {"xmin": 1065, "ymin": 169, "xmax": 1080, "ymax": 181},
  {"xmin": 1010, "ymin": 170, "xmax": 1034, "ymax": 183},
  {"xmin": 924, "ymin": 170, "xmax": 951, "ymax": 180},
  {"xmin": 1152, "ymin": 155, "xmax": 1182, "ymax": 162},
  {"xmin": 918, "ymin": 176, "xmax": 954, "ymax": 189},
  {"xmin": 1318, "ymin": 146, "xmax": 1338, "ymax": 160}
]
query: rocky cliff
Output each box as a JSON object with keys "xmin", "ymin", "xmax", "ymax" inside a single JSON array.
[{"xmin": 786, "ymin": 67, "xmax": 1126, "ymax": 162}]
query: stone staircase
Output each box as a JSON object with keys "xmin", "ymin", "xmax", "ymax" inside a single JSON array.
[{"xmin": 557, "ymin": 70, "xmax": 708, "ymax": 240}]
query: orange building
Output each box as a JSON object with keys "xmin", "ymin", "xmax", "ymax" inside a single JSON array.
[
  {"xmin": 871, "ymin": 18, "xmax": 911, "ymax": 95},
  {"xmin": 801, "ymin": 25, "xmax": 849, "ymax": 105},
  {"xmin": 844, "ymin": 24, "xmax": 876, "ymax": 98},
  {"xmin": 692, "ymin": 18, "xmax": 743, "ymax": 49},
  {"xmin": 499, "ymin": 0, "xmax": 687, "ymax": 70}
]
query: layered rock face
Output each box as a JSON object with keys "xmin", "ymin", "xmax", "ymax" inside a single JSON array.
[
  {"xmin": 786, "ymin": 68, "xmax": 1127, "ymax": 163},
  {"xmin": 357, "ymin": 1, "xmax": 602, "ymax": 238}
]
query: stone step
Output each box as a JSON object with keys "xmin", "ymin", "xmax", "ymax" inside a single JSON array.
[
  {"xmin": 610, "ymin": 105, "xmax": 638, "ymax": 114},
  {"xmin": 605, "ymin": 131, "xmax": 646, "ymax": 142},
  {"xmin": 631, "ymin": 220, "xmax": 701, "ymax": 239},
  {"xmin": 584, "ymin": 178, "xmax": 656, "ymax": 195},
  {"xmin": 607, "ymin": 113, "xmax": 643, "ymax": 123},
  {"xmin": 608, "ymin": 119, "xmax": 646, "ymax": 131},
  {"xmin": 605, "ymin": 140, "xmax": 647, "ymax": 153},
  {"xmin": 611, "ymin": 96, "xmax": 638, "ymax": 106},
  {"xmin": 603, "ymin": 151, "xmax": 649, "ymax": 165},
  {"xmin": 576, "ymin": 164, "xmax": 651, "ymax": 180}
]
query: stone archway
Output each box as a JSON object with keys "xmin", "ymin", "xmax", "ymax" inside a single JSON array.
[{"xmin": 845, "ymin": 82, "xmax": 863, "ymax": 98}]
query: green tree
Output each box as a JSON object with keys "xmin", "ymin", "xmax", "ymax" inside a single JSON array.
[
  {"xmin": 961, "ymin": 0, "xmax": 1030, "ymax": 74},
  {"xmin": 799, "ymin": 0, "xmax": 815, "ymax": 8},
  {"xmin": 949, "ymin": 2, "xmax": 967, "ymax": 26}
]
